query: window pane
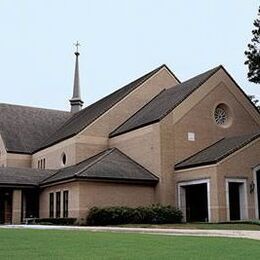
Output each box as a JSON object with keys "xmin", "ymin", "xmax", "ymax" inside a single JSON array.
[
  {"xmin": 56, "ymin": 192, "xmax": 61, "ymax": 218},
  {"xmin": 63, "ymin": 191, "xmax": 69, "ymax": 218},
  {"xmin": 49, "ymin": 193, "xmax": 54, "ymax": 218}
]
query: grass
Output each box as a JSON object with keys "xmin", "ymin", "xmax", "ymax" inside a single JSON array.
[
  {"xmin": 119, "ymin": 222, "xmax": 260, "ymax": 231},
  {"xmin": 0, "ymin": 228, "xmax": 259, "ymax": 259}
]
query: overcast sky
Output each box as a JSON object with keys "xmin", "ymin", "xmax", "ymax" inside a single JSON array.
[{"xmin": 0, "ymin": 0, "xmax": 259, "ymax": 111}]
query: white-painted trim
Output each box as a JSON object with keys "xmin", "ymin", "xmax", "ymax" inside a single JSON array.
[
  {"xmin": 225, "ymin": 178, "xmax": 248, "ymax": 221},
  {"xmin": 253, "ymin": 165, "xmax": 260, "ymax": 219},
  {"xmin": 177, "ymin": 178, "xmax": 211, "ymax": 222}
]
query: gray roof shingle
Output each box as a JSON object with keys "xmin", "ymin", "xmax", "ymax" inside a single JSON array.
[
  {"xmin": 110, "ymin": 66, "xmax": 221, "ymax": 137},
  {"xmin": 41, "ymin": 148, "xmax": 159, "ymax": 185},
  {"xmin": 0, "ymin": 167, "xmax": 55, "ymax": 187},
  {"xmin": 36, "ymin": 65, "xmax": 169, "ymax": 151},
  {"xmin": 175, "ymin": 132, "xmax": 260, "ymax": 170},
  {"xmin": 0, "ymin": 104, "xmax": 71, "ymax": 154}
]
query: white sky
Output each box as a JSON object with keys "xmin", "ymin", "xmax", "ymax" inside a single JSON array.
[{"xmin": 0, "ymin": 0, "xmax": 259, "ymax": 110}]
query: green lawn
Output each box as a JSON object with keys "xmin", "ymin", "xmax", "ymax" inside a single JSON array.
[{"xmin": 0, "ymin": 229, "xmax": 259, "ymax": 259}]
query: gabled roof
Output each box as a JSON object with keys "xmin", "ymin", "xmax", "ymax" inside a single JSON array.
[
  {"xmin": 0, "ymin": 104, "xmax": 71, "ymax": 154},
  {"xmin": 35, "ymin": 65, "xmax": 172, "ymax": 152},
  {"xmin": 110, "ymin": 66, "xmax": 221, "ymax": 137},
  {"xmin": 175, "ymin": 132, "xmax": 260, "ymax": 170},
  {"xmin": 0, "ymin": 167, "xmax": 55, "ymax": 187},
  {"xmin": 41, "ymin": 148, "xmax": 159, "ymax": 185}
]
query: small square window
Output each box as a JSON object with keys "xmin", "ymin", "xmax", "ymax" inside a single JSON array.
[{"xmin": 188, "ymin": 132, "xmax": 195, "ymax": 141}]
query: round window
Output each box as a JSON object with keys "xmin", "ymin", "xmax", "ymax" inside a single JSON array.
[
  {"xmin": 214, "ymin": 104, "xmax": 232, "ymax": 127},
  {"xmin": 61, "ymin": 153, "xmax": 67, "ymax": 166}
]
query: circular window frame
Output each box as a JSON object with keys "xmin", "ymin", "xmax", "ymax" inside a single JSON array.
[
  {"xmin": 61, "ymin": 152, "xmax": 67, "ymax": 166},
  {"xmin": 213, "ymin": 103, "xmax": 233, "ymax": 128}
]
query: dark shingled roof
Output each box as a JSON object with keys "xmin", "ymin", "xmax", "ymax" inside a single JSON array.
[
  {"xmin": 175, "ymin": 132, "xmax": 260, "ymax": 170},
  {"xmin": 41, "ymin": 148, "xmax": 159, "ymax": 185},
  {"xmin": 110, "ymin": 66, "xmax": 221, "ymax": 137},
  {"xmin": 0, "ymin": 167, "xmax": 55, "ymax": 187},
  {"xmin": 36, "ymin": 65, "xmax": 170, "ymax": 152},
  {"xmin": 0, "ymin": 104, "xmax": 71, "ymax": 154}
]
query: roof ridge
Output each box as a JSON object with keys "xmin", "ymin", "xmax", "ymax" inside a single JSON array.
[{"xmin": 160, "ymin": 64, "xmax": 181, "ymax": 83}]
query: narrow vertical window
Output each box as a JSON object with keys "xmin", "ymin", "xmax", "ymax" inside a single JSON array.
[
  {"xmin": 63, "ymin": 191, "xmax": 69, "ymax": 218},
  {"xmin": 38, "ymin": 160, "xmax": 40, "ymax": 169},
  {"xmin": 56, "ymin": 192, "xmax": 61, "ymax": 218},
  {"xmin": 49, "ymin": 193, "xmax": 54, "ymax": 218},
  {"xmin": 43, "ymin": 158, "xmax": 46, "ymax": 169}
]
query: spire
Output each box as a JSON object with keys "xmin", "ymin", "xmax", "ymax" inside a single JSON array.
[{"xmin": 70, "ymin": 41, "xmax": 84, "ymax": 113}]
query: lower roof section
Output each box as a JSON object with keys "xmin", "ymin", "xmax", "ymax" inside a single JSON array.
[
  {"xmin": 0, "ymin": 167, "xmax": 55, "ymax": 188},
  {"xmin": 175, "ymin": 131, "xmax": 260, "ymax": 170},
  {"xmin": 0, "ymin": 148, "xmax": 158, "ymax": 187}
]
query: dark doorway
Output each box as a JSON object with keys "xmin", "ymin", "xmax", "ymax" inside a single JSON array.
[
  {"xmin": 229, "ymin": 183, "xmax": 241, "ymax": 220},
  {"xmin": 185, "ymin": 183, "xmax": 208, "ymax": 222},
  {"xmin": 23, "ymin": 190, "xmax": 39, "ymax": 219},
  {"xmin": 0, "ymin": 190, "xmax": 12, "ymax": 224},
  {"xmin": 256, "ymin": 170, "xmax": 260, "ymax": 219}
]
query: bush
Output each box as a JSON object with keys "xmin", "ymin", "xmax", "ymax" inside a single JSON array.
[
  {"xmin": 86, "ymin": 205, "xmax": 182, "ymax": 226},
  {"xmin": 34, "ymin": 218, "xmax": 77, "ymax": 225}
]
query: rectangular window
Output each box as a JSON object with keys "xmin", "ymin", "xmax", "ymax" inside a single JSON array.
[
  {"xmin": 43, "ymin": 159, "xmax": 46, "ymax": 169},
  {"xmin": 63, "ymin": 191, "xmax": 69, "ymax": 218},
  {"xmin": 49, "ymin": 193, "xmax": 54, "ymax": 218},
  {"xmin": 56, "ymin": 192, "xmax": 61, "ymax": 218},
  {"xmin": 38, "ymin": 160, "xmax": 40, "ymax": 169}
]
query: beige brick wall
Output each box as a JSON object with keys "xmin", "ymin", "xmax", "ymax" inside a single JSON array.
[
  {"xmin": 78, "ymin": 181, "xmax": 156, "ymax": 221},
  {"xmin": 32, "ymin": 140, "xmax": 77, "ymax": 169},
  {"xmin": 39, "ymin": 181, "xmax": 156, "ymax": 223},
  {"xmin": 109, "ymin": 124, "xmax": 161, "ymax": 176}
]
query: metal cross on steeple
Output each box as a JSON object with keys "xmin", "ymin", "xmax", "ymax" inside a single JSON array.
[{"xmin": 74, "ymin": 41, "xmax": 80, "ymax": 53}]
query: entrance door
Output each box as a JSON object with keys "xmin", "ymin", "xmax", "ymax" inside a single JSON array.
[
  {"xmin": 185, "ymin": 183, "xmax": 208, "ymax": 222},
  {"xmin": 229, "ymin": 183, "xmax": 241, "ymax": 220},
  {"xmin": 256, "ymin": 170, "xmax": 260, "ymax": 219}
]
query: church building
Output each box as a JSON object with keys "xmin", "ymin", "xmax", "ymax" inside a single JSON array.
[{"xmin": 0, "ymin": 49, "xmax": 259, "ymax": 224}]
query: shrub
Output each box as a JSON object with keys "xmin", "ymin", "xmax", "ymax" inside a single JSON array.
[
  {"xmin": 34, "ymin": 218, "xmax": 77, "ymax": 225},
  {"xmin": 86, "ymin": 205, "xmax": 182, "ymax": 226}
]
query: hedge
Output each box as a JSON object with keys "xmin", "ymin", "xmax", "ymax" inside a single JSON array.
[
  {"xmin": 34, "ymin": 218, "xmax": 77, "ymax": 225},
  {"xmin": 86, "ymin": 205, "xmax": 183, "ymax": 226}
]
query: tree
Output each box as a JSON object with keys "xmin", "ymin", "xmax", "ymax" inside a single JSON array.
[
  {"xmin": 245, "ymin": 6, "xmax": 260, "ymax": 84},
  {"xmin": 248, "ymin": 95, "xmax": 260, "ymax": 111}
]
